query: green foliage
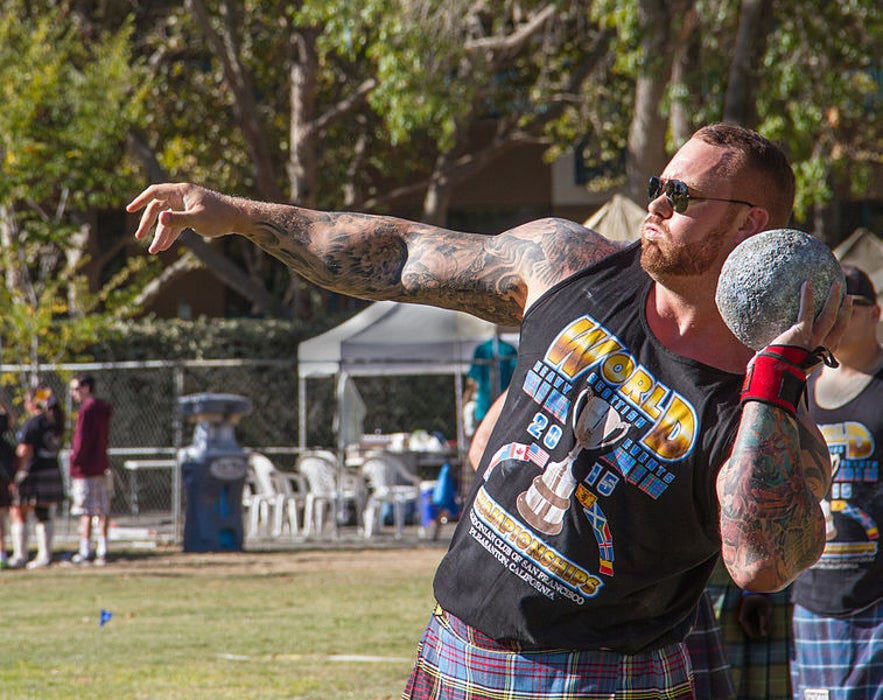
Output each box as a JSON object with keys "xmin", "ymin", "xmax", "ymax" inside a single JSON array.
[
  {"xmin": 582, "ymin": 0, "xmax": 881, "ymax": 225},
  {"xmin": 0, "ymin": 3, "xmax": 152, "ymax": 377},
  {"xmin": 135, "ymin": 5, "xmax": 259, "ymax": 193},
  {"xmin": 86, "ymin": 316, "xmax": 336, "ymax": 362},
  {"xmin": 0, "ymin": 8, "xmax": 142, "ymax": 207},
  {"xmin": 756, "ymin": 0, "xmax": 882, "ymax": 222}
]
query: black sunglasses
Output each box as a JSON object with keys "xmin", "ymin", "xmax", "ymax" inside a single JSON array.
[{"xmin": 648, "ymin": 176, "xmax": 755, "ymax": 213}]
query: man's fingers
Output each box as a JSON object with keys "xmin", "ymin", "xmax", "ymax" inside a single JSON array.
[
  {"xmin": 816, "ymin": 281, "xmax": 845, "ymax": 329},
  {"xmin": 822, "ymin": 284, "xmax": 853, "ymax": 355},
  {"xmin": 132, "ymin": 198, "xmax": 164, "ymax": 242},
  {"xmin": 127, "ymin": 184, "xmax": 192, "ymax": 254},
  {"xmin": 128, "ymin": 183, "xmax": 228, "ymax": 254},
  {"xmin": 149, "ymin": 212, "xmax": 184, "ymax": 254},
  {"xmin": 125, "ymin": 185, "xmax": 158, "ymax": 213},
  {"xmin": 797, "ymin": 280, "xmax": 814, "ymax": 326}
]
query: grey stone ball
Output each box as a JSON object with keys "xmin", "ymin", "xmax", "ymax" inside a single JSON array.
[{"xmin": 715, "ymin": 229, "xmax": 844, "ymax": 350}]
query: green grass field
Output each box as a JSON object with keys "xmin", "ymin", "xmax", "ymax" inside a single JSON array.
[{"xmin": 0, "ymin": 545, "xmax": 444, "ymax": 699}]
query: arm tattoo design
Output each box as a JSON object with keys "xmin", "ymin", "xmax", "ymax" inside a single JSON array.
[
  {"xmin": 244, "ymin": 209, "xmax": 617, "ymax": 326},
  {"xmin": 718, "ymin": 402, "xmax": 825, "ymax": 589}
]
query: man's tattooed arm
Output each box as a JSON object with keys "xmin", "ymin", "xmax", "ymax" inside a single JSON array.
[
  {"xmin": 129, "ymin": 183, "xmax": 618, "ymax": 325},
  {"xmin": 717, "ymin": 402, "xmax": 832, "ymax": 592}
]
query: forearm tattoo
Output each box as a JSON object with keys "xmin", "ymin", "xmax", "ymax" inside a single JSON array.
[
  {"xmin": 719, "ymin": 402, "xmax": 826, "ymax": 588},
  {"xmin": 243, "ymin": 207, "xmax": 616, "ymax": 325}
]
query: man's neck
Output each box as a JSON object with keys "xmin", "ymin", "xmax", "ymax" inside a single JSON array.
[
  {"xmin": 646, "ymin": 281, "xmax": 753, "ymax": 374},
  {"xmin": 814, "ymin": 343, "xmax": 883, "ymax": 409}
]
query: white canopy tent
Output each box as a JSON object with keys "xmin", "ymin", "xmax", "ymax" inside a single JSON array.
[
  {"xmin": 834, "ymin": 227, "xmax": 883, "ymax": 304},
  {"xmin": 584, "ymin": 193, "xmax": 645, "ymax": 242},
  {"xmin": 297, "ymin": 300, "xmax": 504, "ymax": 453}
]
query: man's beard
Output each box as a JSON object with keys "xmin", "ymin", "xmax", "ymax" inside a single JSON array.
[{"xmin": 640, "ymin": 222, "xmax": 727, "ymax": 279}]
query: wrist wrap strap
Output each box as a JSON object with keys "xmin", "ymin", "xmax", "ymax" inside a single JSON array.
[{"xmin": 741, "ymin": 345, "xmax": 838, "ymax": 416}]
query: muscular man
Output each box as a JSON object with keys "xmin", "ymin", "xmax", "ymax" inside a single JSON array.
[{"xmin": 129, "ymin": 123, "xmax": 847, "ymax": 698}]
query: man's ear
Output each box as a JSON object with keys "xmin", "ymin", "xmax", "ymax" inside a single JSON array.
[{"xmin": 736, "ymin": 207, "xmax": 770, "ymax": 243}]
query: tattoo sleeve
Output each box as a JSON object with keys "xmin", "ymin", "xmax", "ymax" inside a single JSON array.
[
  {"xmin": 717, "ymin": 401, "xmax": 828, "ymax": 591},
  {"xmin": 238, "ymin": 203, "xmax": 616, "ymax": 325}
]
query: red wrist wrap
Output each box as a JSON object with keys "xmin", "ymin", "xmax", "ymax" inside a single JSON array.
[{"xmin": 741, "ymin": 345, "xmax": 832, "ymax": 416}]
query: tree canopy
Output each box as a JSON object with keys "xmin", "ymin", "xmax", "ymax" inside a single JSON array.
[
  {"xmin": 0, "ymin": 3, "xmax": 156, "ymax": 382},
  {"xmin": 2, "ymin": 0, "xmax": 881, "ymax": 336}
]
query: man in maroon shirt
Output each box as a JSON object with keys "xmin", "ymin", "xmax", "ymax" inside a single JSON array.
[{"xmin": 69, "ymin": 373, "xmax": 113, "ymax": 565}]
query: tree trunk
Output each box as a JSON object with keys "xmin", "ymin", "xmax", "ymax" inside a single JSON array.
[
  {"xmin": 0, "ymin": 206, "xmax": 28, "ymax": 301},
  {"xmin": 65, "ymin": 221, "xmax": 91, "ymax": 317},
  {"xmin": 288, "ymin": 28, "xmax": 319, "ymax": 209},
  {"xmin": 669, "ymin": 9, "xmax": 700, "ymax": 147},
  {"xmin": 626, "ymin": 0, "xmax": 695, "ymax": 203},
  {"xmin": 187, "ymin": 0, "xmax": 283, "ymax": 202},
  {"xmin": 423, "ymin": 135, "xmax": 468, "ymax": 226},
  {"xmin": 723, "ymin": 0, "xmax": 773, "ymax": 127}
]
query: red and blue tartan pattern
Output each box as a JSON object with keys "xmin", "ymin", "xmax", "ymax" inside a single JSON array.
[
  {"xmin": 791, "ymin": 601, "xmax": 883, "ymax": 700},
  {"xmin": 401, "ymin": 608, "xmax": 696, "ymax": 700}
]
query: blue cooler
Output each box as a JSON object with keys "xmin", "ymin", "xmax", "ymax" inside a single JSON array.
[{"xmin": 420, "ymin": 480, "xmax": 439, "ymax": 528}]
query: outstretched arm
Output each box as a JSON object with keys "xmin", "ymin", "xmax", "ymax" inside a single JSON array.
[
  {"xmin": 717, "ymin": 282, "xmax": 850, "ymax": 591},
  {"xmin": 127, "ymin": 183, "xmax": 617, "ymax": 325}
]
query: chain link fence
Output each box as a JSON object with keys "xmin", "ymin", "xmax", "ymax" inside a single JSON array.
[{"xmin": 0, "ymin": 360, "xmax": 461, "ymax": 540}]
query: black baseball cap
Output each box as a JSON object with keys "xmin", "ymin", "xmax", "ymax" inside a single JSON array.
[{"xmin": 841, "ymin": 264, "xmax": 877, "ymax": 304}]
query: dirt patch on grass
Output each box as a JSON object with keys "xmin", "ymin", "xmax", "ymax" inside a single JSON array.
[{"xmin": 92, "ymin": 543, "xmax": 447, "ymax": 577}]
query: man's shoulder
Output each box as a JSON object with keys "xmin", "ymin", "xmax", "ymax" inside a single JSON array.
[
  {"xmin": 510, "ymin": 217, "xmax": 619, "ymax": 248},
  {"xmin": 82, "ymin": 397, "xmax": 112, "ymax": 416}
]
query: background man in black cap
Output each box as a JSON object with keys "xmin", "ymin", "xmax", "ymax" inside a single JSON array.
[{"xmin": 794, "ymin": 264, "xmax": 883, "ymax": 699}]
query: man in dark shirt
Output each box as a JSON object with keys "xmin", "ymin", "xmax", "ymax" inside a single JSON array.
[
  {"xmin": 795, "ymin": 265, "xmax": 883, "ymax": 699},
  {"xmin": 128, "ymin": 124, "xmax": 848, "ymax": 698}
]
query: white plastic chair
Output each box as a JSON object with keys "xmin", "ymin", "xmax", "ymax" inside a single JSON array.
[
  {"xmin": 241, "ymin": 472, "xmax": 266, "ymax": 537},
  {"xmin": 361, "ymin": 451, "xmax": 421, "ymax": 539},
  {"xmin": 297, "ymin": 450, "xmax": 364, "ymax": 537},
  {"xmin": 245, "ymin": 452, "xmax": 306, "ymax": 537}
]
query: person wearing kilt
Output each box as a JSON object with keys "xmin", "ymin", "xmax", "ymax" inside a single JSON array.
[
  {"xmin": 128, "ymin": 124, "xmax": 848, "ymax": 699},
  {"xmin": 0, "ymin": 400, "xmax": 17, "ymax": 568},
  {"xmin": 705, "ymin": 561, "xmax": 794, "ymax": 699},
  {"xmin": 795, "ymin": 265, "xmax": 883, "ymax": 700},
  {"xmin": 8, "ymin": 387, "xmax": 66, "ymax": 569}
]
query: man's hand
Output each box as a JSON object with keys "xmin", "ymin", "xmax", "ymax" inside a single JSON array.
[
  {"xmin": 127, "ymin": 184, "xmax": 243, "ymax": 254},
  {"xmin": 738, "ymin": 592, "xmax": 772, "ymax": 639},
  {"xmin": 769, "ymin": 280, "xmax": 851, "ymax": 358}
]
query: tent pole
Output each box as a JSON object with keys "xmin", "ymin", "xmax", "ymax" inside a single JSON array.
[
  {"xmin": 297, "ymin": 375, "xmax": 307, "ymax": 451},
  {"xmin": 454, "ymin": 370, "xmax": 468, "ymax": 502},
  {"xmin": 454, "ymin": 371, "xmax": 465, "ymax": 460},
  {"xmin": 334, "ymin": 371, "xmax": 349, "ymax": 540}
]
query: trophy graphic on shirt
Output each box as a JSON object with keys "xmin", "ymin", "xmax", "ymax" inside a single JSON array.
[{"xmin": 517, "ymin": 387, "xmax": 630, "ymax": 535}]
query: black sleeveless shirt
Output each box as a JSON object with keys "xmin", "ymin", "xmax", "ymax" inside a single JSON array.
[
  {"xmin": 794, "ymin": 369, "xmax": 883, "ymax": 617},
  {"xmin": 433, "ymin": 242, "xmax": 744, "ymax": 654}
]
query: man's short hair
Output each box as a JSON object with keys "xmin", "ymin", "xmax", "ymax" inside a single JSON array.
[
  {"xmin": 74, "ymin": 373, "xmax": 96, "ymax": 392},
  {"xmin": 692, "ymin": 123, "xmax": 795, "ymax": 229}
]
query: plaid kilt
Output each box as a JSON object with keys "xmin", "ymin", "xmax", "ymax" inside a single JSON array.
[
  {"xmin": 401, "ymin": 607, "xmax": 696, "ymax": 700},
  {"xmin": 791, "ymin": 600, "xmax": 883, "ymax": 700},
  {"xmin": 706, "ymin": 571, "xmax": 793, "ymax": 700},
  {"xmin": 685, "ymin": 591, "xmax": 735, "ymax": 699},
  {"xmin": 14, "ymin": 460, "xmax": 65, "ymax": 506},
  {"xmin": 0, "ymin": 473, "xmax": 10, "ymax": 507}
]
